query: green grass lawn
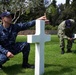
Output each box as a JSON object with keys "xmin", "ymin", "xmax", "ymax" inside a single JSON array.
[{"xmin": 0, "ymin": 35, "xmax": 76, "ymax": 75}]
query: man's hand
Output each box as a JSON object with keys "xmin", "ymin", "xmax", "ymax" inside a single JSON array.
[
  {"xmin": 68, "ymin": 38, "xmax": 73, "ymax": 41},
  {"xmin": 6, "ymin": 52, "xmax": 14, "ymax": 58},
  {"xmin": 37, "ymin": 16, "xmax": 49, "ymax": 24},
  {"xmin": 37, "ymin": 16, "xmax": 47, "ymax": 20}
]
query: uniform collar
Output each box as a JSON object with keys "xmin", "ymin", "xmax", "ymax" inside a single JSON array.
[{"xmin": 0, "ymin": 24, "xmax": 12, "ymax": 32}]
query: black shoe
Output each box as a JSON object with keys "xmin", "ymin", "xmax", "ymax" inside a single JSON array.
[
  {"xmin": 22, "ymin": 63, "xmax": 34, "ymax": 69},
  {"xmin": 0, "ymin": 65, "xmax": 2, "ymax": 70},
  {"xmin": 66, "ymin": 50, "xmax": 72, "ymax": 53},
  {"xmin": 61, "ymin": 50, "xmax": 65, "ymax": 54},
  {"xmin": 61, "ymin": 48, "xmax": 65, "ymax": 54}
]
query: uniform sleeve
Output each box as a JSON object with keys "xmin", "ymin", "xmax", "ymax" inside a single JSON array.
[
  {"xmin": 15, "ymin": 20, "xmax": 35, "ymax": 32},
  {"xmin": 58, "ymin": 21, "xmax": 65, "ymax": 37},
  {"xmin": 58, "ymin": 21, "xmax": 65, "ymax": 31},
  {"xmin": 58, "ymin": 29, "xmax": 71, "ymax": 39},
  {"xmin": 0, "ymin": 45, "xmax": 9, "ymax": 55},
  {"xmin": 58, "ymin": 21, "xmax": 68, "ymax": 39}
]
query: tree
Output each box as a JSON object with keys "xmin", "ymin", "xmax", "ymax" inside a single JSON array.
[
  {"xmin": 17, "ymin": 0, "xmax": 45, "ymax": 23},
  {"xmin": 71, "ymin": 0, "xmax": 76, "ymax": 20},
  {"xmin": 51, "ymin": 0, "xmax": 57, "ymax": 8},
  {"xmin": 29, "ymin": 0, "xmax": 45, "ymax": 17},
  {"xmin": 0, "ymin": 0, "xmax": 10, "ymax": 12},
  {"xmin": 73, "ymin": 0, "xmax": 75, "ymax": 2},
  {"xmin": 0, "ymin": 0, "xmax": 29, "ymax": 23},
  {"xmin": 66, "ymin": 0, "xmax": 70, "ymax": 6},
  {"xmin": 56, "ymin": 0, "xmax": 76, "ymax": 24},
  {"xmin": 0, "ymin": 0, "xmax": 44, "ymax": 23},
  {"xmin": 45, "ymin": 0, "xmax": 58, "ymax": 25}
]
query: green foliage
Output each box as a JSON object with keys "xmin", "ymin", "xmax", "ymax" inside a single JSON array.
[
  {"xmin": 47, "ymin": 5, "xmax": 57, "ymax": 16},
  {"xmin": 71, "ymin": 1, "xmax": 76, "ymax": 13},
  {"xmin": 29, "ymin": 26, "xmax": 35, "ymax": 30},
  {"xmin": 1, "ymin": 0, "xmax": 76, "ymax": 26},
  {"xmin": 45, "ymin": 25, "xmax": 58, "ymax": 30},
  {"xmin": 44, "ymin": 0, "xmax": 76, "ymax": 25},
  {"xmin": 0, "ymin": 0, "xmax": 45, "ymax": 23},
  {"xmin": 45, "ymin": 0, "xmax": 60, "ymax": 26},
  {"xmin": 57, "ymin": 1, "xmax": 76, "ymax": 23},
  {"xmin": 17, "ymin": 0, "xmax": 45, "ymax": 23},
  {"xmin": 28, "ymin": 25, "xmax": 58, "ymax": 30},
  {"xmin": 65, "ymin": 0, "xmax": 70, "ymax": 6},
  {"xmin": 51, "ymin": 0, "xmax": 57, "ymax": 8}
]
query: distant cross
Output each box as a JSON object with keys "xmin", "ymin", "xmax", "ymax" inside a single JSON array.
[{"xmin": 27, "ymin": 20, "xmax": 50, "ymax": 75}]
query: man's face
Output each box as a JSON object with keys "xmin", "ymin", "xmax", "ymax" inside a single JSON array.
[{"xmin": 2, "ymin": 15, "xmax": 12, "ymax": 24}]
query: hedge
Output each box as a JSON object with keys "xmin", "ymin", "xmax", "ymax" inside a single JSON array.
[{"xmin": 29, "ymin": 24, "xmax": 58, "ymax": 30}]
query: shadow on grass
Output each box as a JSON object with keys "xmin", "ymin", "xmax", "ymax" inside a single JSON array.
[
  {"xmin": 2, "ymin": 63, "xmax": 76, "ymax": 75},
  {"xmin": 45, "ymin": 64, "xmax": 62, "ymax": 68},
  {"xmin": 44, "ymin": 64, "xmax": 74, "ymax": 75},
  {"xmin": 3, "ymin": 64, "xmax": 25, "ymax": 75}
]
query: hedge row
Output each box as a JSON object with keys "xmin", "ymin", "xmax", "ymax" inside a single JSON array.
[{"xmin": 29, "ymin": 24, "xmax": 58, "ymax": 30}]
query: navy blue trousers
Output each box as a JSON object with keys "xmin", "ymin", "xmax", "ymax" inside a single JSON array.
[{"xmin": 0, "ymin": 42, "xmax": 30, "ymax": 65}]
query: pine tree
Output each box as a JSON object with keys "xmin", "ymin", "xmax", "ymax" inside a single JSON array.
[
  {"xmin": 66, "ymin": 0, "xmax": 70, "ymax": 6},
  {"xmin": 51, "ymin": 0, "xmax": 57, "ymax": 8},
  {"xmin": 71, "ymin": 0, "xmax": 76, "ymax": 20}
]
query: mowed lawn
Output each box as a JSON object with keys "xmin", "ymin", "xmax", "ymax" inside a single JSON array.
[{"xmin": 0, "ymin": 35, "xmax": 76, "ymax": 75}]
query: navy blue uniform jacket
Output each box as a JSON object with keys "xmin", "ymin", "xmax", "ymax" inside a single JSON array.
[{"xmin": 0, "ymin": 20, "xmax": 35, "ymax": 55}]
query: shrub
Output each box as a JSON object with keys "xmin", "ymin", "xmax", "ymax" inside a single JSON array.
[
  {"xmin": 28, "ymin": 24, "xmax": 58, "ymax": 30},
  {"xmin": 45, "ymin": 25, "xmax": 58, "ymax": 30}
]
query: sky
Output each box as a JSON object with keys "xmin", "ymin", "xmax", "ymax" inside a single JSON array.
[
  {"xmin": 56, "ymin": 0, "xmax": 66, "ymax": 5},
  {"xmin": 56, "ymin": 0, "xmax": 73, "ymax": 5},
  {"xmin": 44, "ymin": 0, "xmax": 73, "ymax": 7},
  {"xmin": 44, "ymin": 0, "xmax": 66, "ymax": 7}
]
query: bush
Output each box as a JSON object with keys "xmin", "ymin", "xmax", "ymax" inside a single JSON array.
[
  {"xmin": 29, "ymin": 26, "xmax": 35, "ymax": 30},
  {"xmin": 28, "ymin": 24, "xmax": 58, "ymax": 30},
  {"xmin": 45, "ymin": 25, "xmax": 58, "ymax": 30}
]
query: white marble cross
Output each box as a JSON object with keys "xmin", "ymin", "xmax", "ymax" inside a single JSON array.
[{"xmin": 27, "ymin": 20, "xmax": 50, "ymax": 75}]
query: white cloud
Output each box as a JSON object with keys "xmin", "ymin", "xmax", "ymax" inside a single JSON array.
[
  {"xmin": 56, "ymin": 0, "xmax": 65, "ymax": 5},
  {"xmin": 56, "ymin": 0, "xmax": 73, "ymax": 5}
]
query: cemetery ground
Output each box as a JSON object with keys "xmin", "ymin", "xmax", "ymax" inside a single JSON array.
[{"xmin": 0, "ymin": 35, "xmax": 76, "ymax": 75}]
